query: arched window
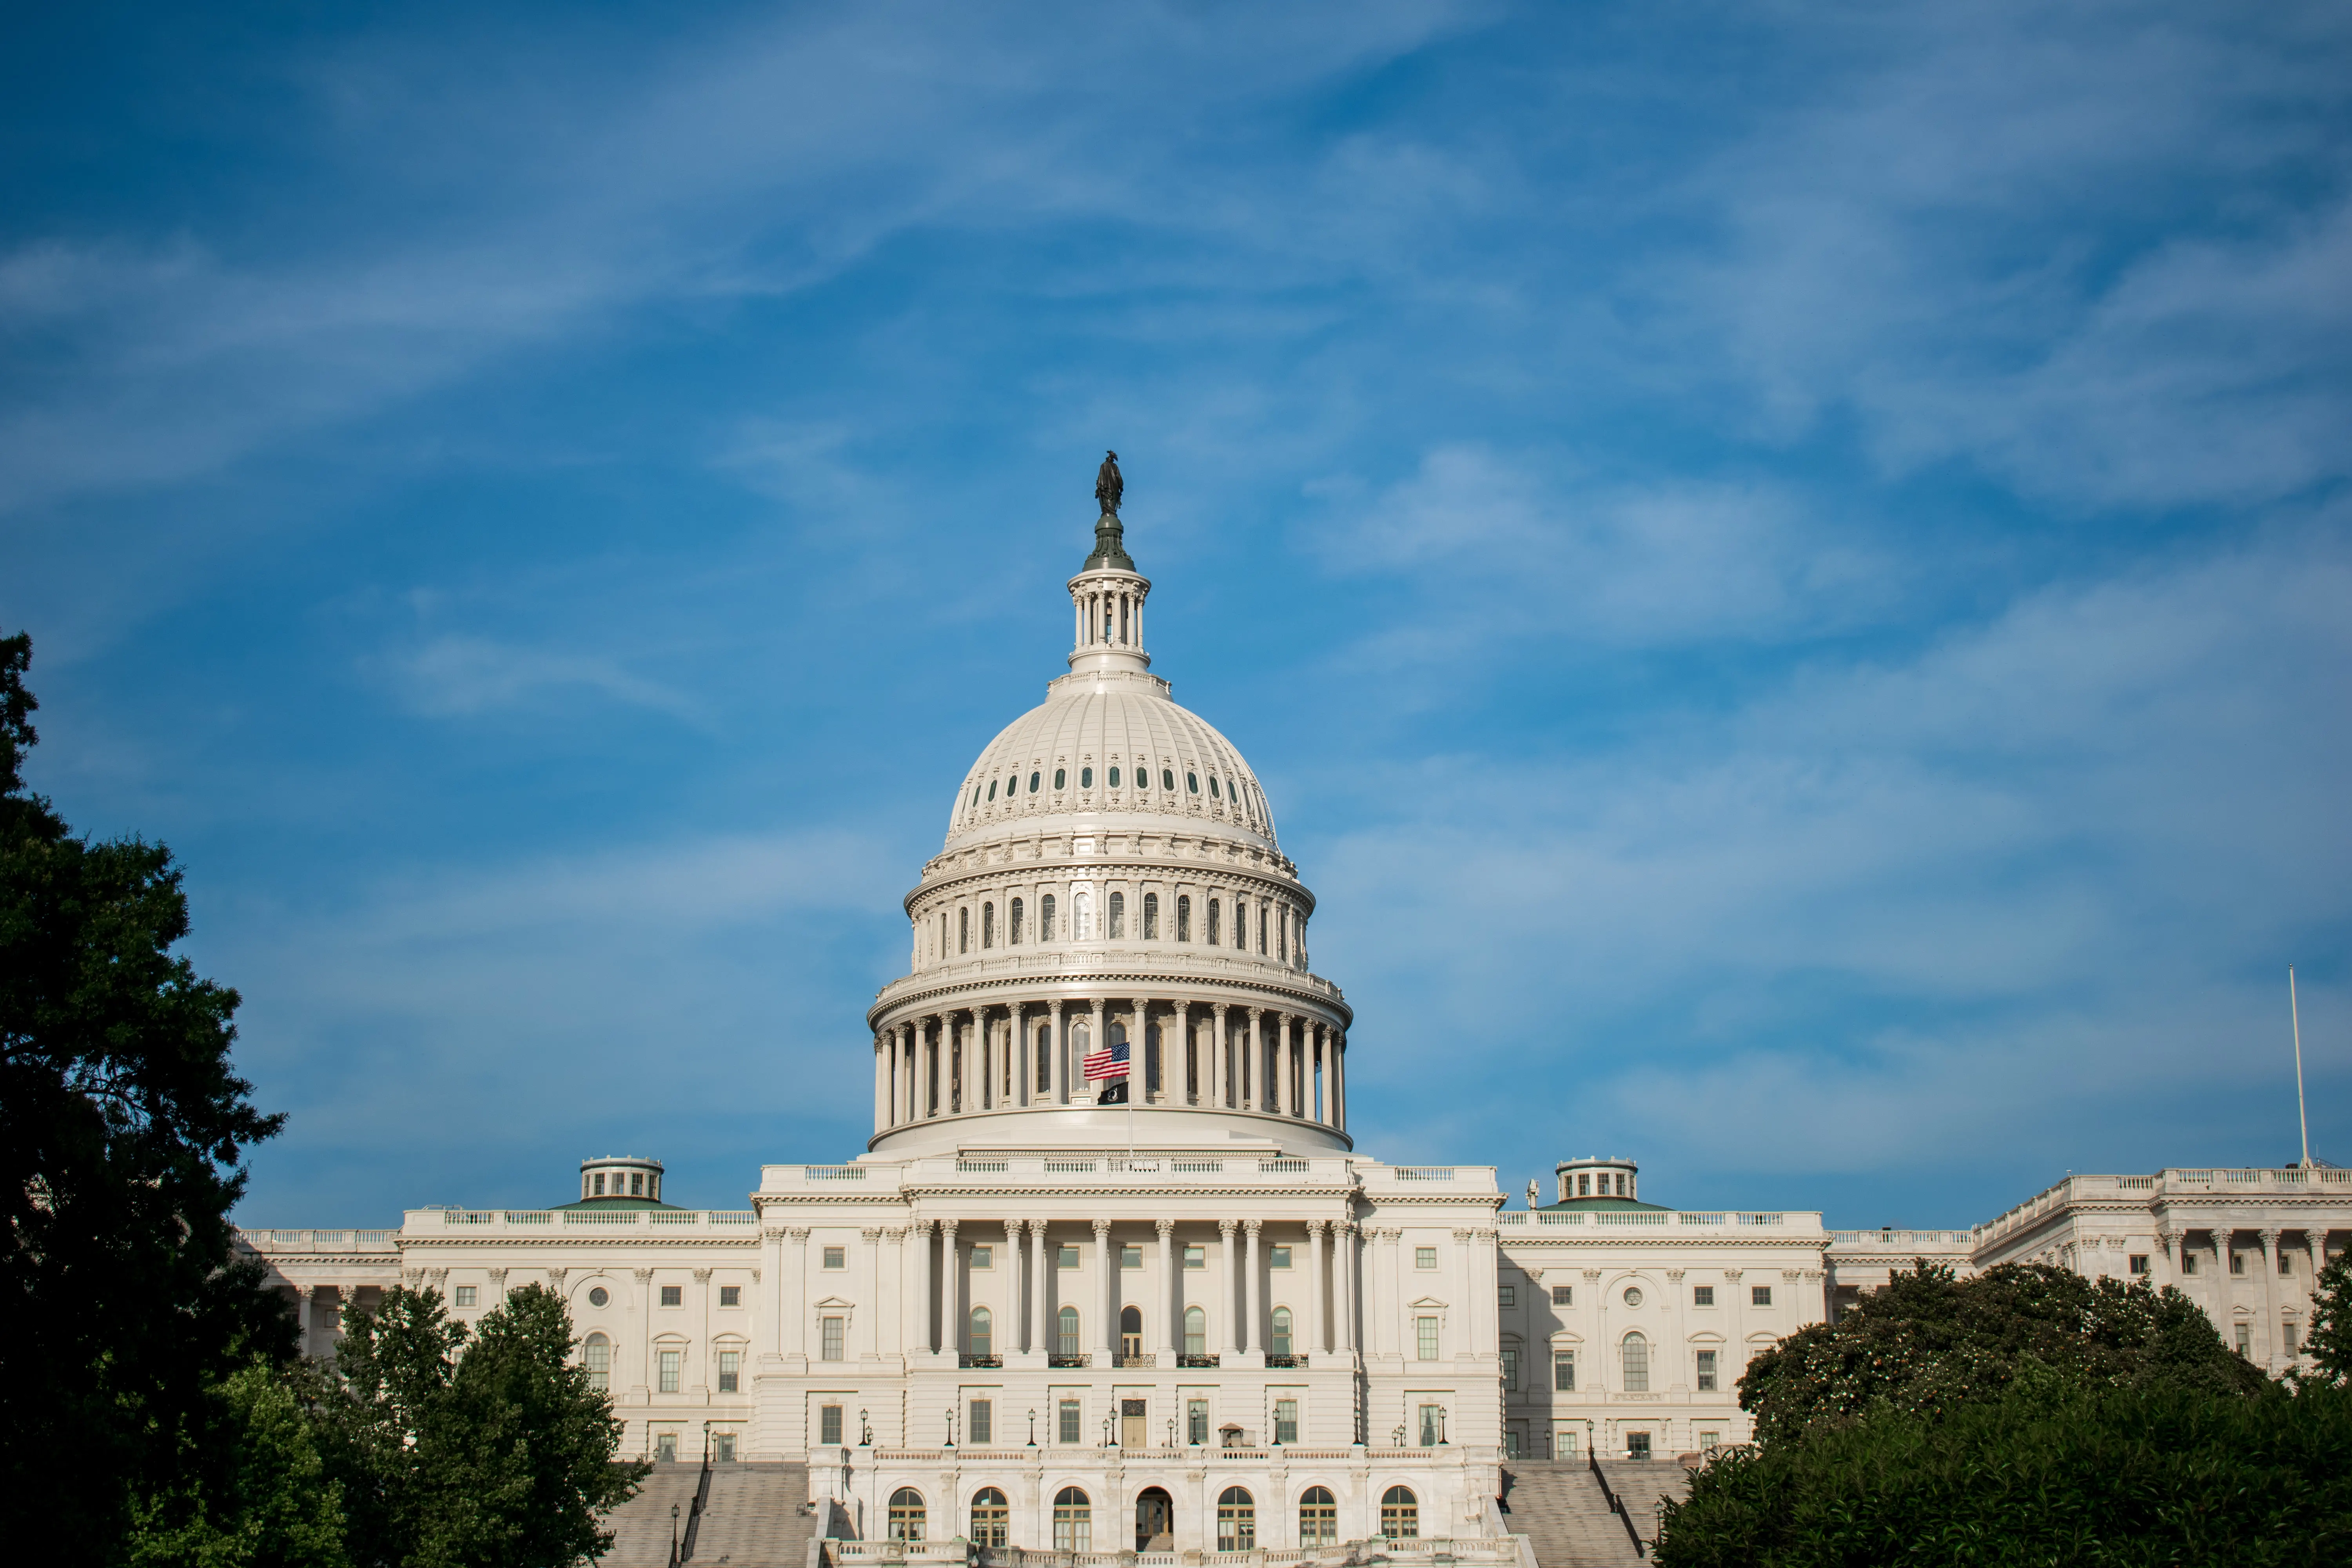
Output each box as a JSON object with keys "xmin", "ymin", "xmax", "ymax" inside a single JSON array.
[
  {"xmin": 1621, "ymin": 1331, "xmax": 1649, "ymax": 1393},
  {"xmin": 1041, "ymin": 894, "xmax": 1056, "ymax": 940},
  {"xmin": 1236, "ymin": 903, "xmax": 1248, "ymax": 950},
  {"xmin": 1270, "ymin": 1307, "xmax": 1293, "ymax": 1357},
  {"xmin": 1207, "ymin": 899, "xmax": 1220, "ymax": 946},
  {"xmin": 1109, "ymin": 891, "xmax": 1125, "ymax": 939},
  {"xmin": 968, "ymin": 1306, "xmax": 991, "ymax": 1357},
  {"xmin": 583, "ymin": 1332, "xmax": 610, "ymax": 1391},
  {"xmin": 1187, "ymin": 771, "xmax": 1199, "ymax": 793},
  {"xmin": 1143, "ymin": 892, "xmax": 1159, "ymax": 939},
  {"xmin": 888, "ymin": 1488, "xmax": 926, "ymax": 1541},
  {"xmin": 1183, "ymin": 1305, "xmax": 1207, "ymax": 1357},
  {"xmin": 1036, "ymin": 1024, "xmax": 1052, "ymax": 1091},
  {"xmin": 1381, "ymin": 1486, "xmax": 1419, "ymax": 1539},
  {"xmin": 958, "ymin": 907, "xmax": 969, "ymax": 954},
  {"xmin": 970, "ymin": 1487, "xmax": 1008, "ymax": 1548},
  {"xmin": 1053, "ymin": 1487, "xmax": 1092, "ymax": 1551},
  {"xmin": 982, "ymin": 902, "xmax": 995, "ymax": 948},
  {"xmin": 1217, "ymin": 1488, "xmax": 1256, "ymax": 1552},
  {"xmin": 1058, "ymin": 1306, "xmax": 1080, "ymax": 1358},
  {"xmin": 1299, "ymin": 1486, "xmax": 1337, "ymax": 1546},
  {"xmin": 1121, "ymin": 1305, "xmax": 1143, "ymax": 1361},
  {"xmin": 1075, "ymin": 891, "xmax": 1093, "ymax": 940},
  {"xmin": 1010, "ymin": 898, "xmax": 1024, "ymax": 944},
  {"xmin": 1177, "ymin": 895, "xmax": 1192, "ymax": 942},
  {"xmin": 1277, "ymin": 907, "xmax": 1287, "ymax": 960}
]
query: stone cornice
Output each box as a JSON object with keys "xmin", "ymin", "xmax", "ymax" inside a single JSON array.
[{"xmin": 869, "ymin": 964, "xmax": 1350, "ymax": 1029}]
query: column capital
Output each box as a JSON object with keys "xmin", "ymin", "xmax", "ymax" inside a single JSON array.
[
  {"xmin": 860, "ymin": 1227, "xmax": 883, "ymax": 1243},
  {"xmin": 1584, "ymin": 1269, "xmax": 1604, "ymax": 1282},
  {"xmin": 1305, "ymin": 1218, "xmax": 1327, "ymax": 1237},
  {"xmin": 298, "ymin": 1283, "xmax": 317, "ymax": 1299},
  {"xmin": 1091, "ymin": 1217, "xmax": 1112, "ymax": 1240},
  {"xmin": 632, "ymin": 1268, "xmax": 653, "ymax": 1283},
  {"xmin": 1218, "ymin": 1218, "xmax": 1238, "ymax": 1239},
  {"xmin": 940, "ymin": 1218, "xmax": 960, "ymax": 1237},
  {"xmin": 1664, "ymin": 1270, "xmax": 1685, "ymax": 1282},
  {"xmin": 788, "ymin": 1225, "xmax": 813, "ymax": 1242},
  {"xmin": 1156, "ymin": 1218, "xmax": 1175, "ymax": 1239},
  {"xmin": 2260, "ymin": 1228, "xmax": 2283, "ymax": 1245},
  {"xmin": 1245, "ymin": 1218, "xmax": 1262, "ymax": 1237},
  {"xmin": 692, "ymin": 1268, "xmax": 713, "ymax": 1283}
]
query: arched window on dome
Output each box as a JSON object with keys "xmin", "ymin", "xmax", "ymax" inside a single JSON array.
[
  {"xmin": 1040, "ymin": 894, "xmax": 1056, "ymax": 941},
  {"xmin": 958, "ymin": 908, "xmax": 969, "ymax": 955},
  {"xmin": 1029, "ymin": 770, "xmax": 1040, "ymax": 793},
  {"xmin": 1010, "ymin": 898, "xmax": 1024, "ymax": 944},
  {"xmin": 1621, "ymin": 1332, "xmax": 1650, "ymax": 1393},
  {"xmin": 987, "ymin": 779, "xmax": 996, "ymax": 801},
  {"xmin": 1074, "ymin": 891, "xmax": 1093, "ymax": 940},
  {"xmin": 1257, "ymin": 906, "xmax": 1267, "ymax": 955},
  {"xmin": 1187, "ymin": 770, "xmax": 1198, "ymax": 793},
  {"xmin": 1142, "ymin": 893, "xmax": 1158, "ymax": 940},
  {"xmin": 1162, "ymin": 768, "xmax": 1175, "ymax": 791},
  {"xmin": 1054, "ymin": 767, "xmax": 1066, "ymax": 789},
  {"xmin": 1036, "ymin": 1025, "xmax": 1052, "ymax": 1093},
  {"xmin": 1108, "ymin": 766, "xmax": 1121, "ymax": 788},
  {"xmin": 1108, "ymin": 891, "xmax": 1124, "ymax": 939},
  {"xmin": 1209, "ymin": 775, "xmax": 1221, "ymax": 799},
  {"xmin": 1080, "ymin": 766, "xmax": 1093, "ymax": 789},
  {"xmin": 1207, "ymin": 899, "xmax": 1220, "ymax": 946},
  {"xmin": 1276, "ymin": 906, "xmax": 1287, "ymax": 961},
  {"xmin": 1177, "ymin": 895, "xmax": 1191, "ymax": 943},
  {"xmin": 982, "ymin": 903, "xmax": 995, "ymax": 949},
  {"xmin": 1236, "ymin": 903, "xmax": 1248, "ymax": 951}
]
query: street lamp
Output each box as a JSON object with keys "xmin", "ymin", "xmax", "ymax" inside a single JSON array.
[
  {"xmin": 1437, "ymin": 1409, "xmax": 1448, "ymax": 1446},
  {"xmin": 669, "ymin": 1503, "xmax": 681, "ymax": 1566},
  {"xmin": 858, "ymin": 1408, "xmax": 871, "ymax": 1446},
  {"xmin": 1393, "ymin": 1424, "xmax": 1407, "ymax": 1449},
  {"xmin": 1166, "ymin": 1417, "xmax": 1176, "ymax": 1449},
  {"xmin": 1102, "ymin": 1414, "xmax": 1114, "ymax": 1447},
  {"xmin": 1027, "ymin": 1408, "xmax": 1038, "ymax": 1447},
  {"xmin": 945, "ymin": 1406, "xmax": 957, "ymax": 1448}
]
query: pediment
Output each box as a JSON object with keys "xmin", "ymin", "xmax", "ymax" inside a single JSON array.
[
  {"xmin": 1407, "ymin": 1296, "xmax": 1449, "ymax": 1310},
  {"xmin": 813, "ymin": 1296, "xmax": 857, "ymax": 1310}
]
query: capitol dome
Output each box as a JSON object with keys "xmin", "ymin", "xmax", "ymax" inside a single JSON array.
[{"xmin": 864, "ymin": 491, "xmax": 1352, "ymax": 1155}]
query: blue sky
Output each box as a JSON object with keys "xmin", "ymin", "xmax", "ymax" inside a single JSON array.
[{"xmin": 5, "ymin": 1, "xmax": 2348, "ymax": 1229}]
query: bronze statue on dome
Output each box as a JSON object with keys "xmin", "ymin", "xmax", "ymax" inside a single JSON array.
[{"xmin": 1095, "ymin": 450, "xmax": 1123, "ymax": 516}]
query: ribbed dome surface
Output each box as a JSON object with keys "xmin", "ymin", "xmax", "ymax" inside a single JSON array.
[{"xmin": 946, "ymin": 670, "xmax": 1276, "ymax": 851}]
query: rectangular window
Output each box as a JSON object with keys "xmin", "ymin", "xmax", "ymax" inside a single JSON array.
[
  {"xmin": 658, "ymin": 1350, "xmax": 681, "ymax": 1394},
  {"xmin": 2128, "ymin": 1255, "xmax": 2149, "ymax": 1276},
  {"xmin": 661, "ymin": 1285, "xmax": 683, "ymax": 1307},
  {"xmin": 1122, "ymin": 1244, "xmax": 1143, "ymax": 1269},
  {"xmin": 1699, "ymin": 1431, "xmax": 1720, "ymax": 1450},
  {"xmin": 713, "ymin": 1432, "xmax": 736, "ymax": 1463},
  {"xmin": 1416, "ymin": 1247, "xmax": 1438, "ymax": 1270},
  {"xmin": 1552, "ymin": 1285, "xmax": 1573, "ymax": 1307},
  {"xmin": 820, "ymin": 1316, "xmax": 844, "ymax": 1361},
  {"xmin": 1208, "ymin": 899, "xmax": 1220, "ymax": 945},
  {"xmin": 823, "ymin": 1246, "xmax": 846, "ymax": 1269},
  {"xmin": 656, "ymin": 1432, "xmax": 678, "ymax": 1463},
  {"xmin": 1418, "ymin": 1404, "xmax": 1444, "ymax": 1446},
  {"xmin": 2279, "ymin": 1250, "xmax": 2294, "ymax": 1276},
  {"xmin": 2231, "ymin": 1251, "xmax": 2245, "ymax": 1275},
  {"xmin": 2181, "ymin": 1251, "xmax": 2198, "ymax": 1274},
  {"xmin": 2235, "ymin": 1323, "xmax": 2252, "ymax": 1356},
  {"xmin": 1011, "ymin": 897, "xmax": 1024, "ymax": 944},
  {"xmin": 820, "ymin": 1404, "xmax": 843, "ymax": 1446},
  {"xmin": 1751, "ymin": 1285, "xmax": 1773, "ymax": 1308},
  {"xmin": 1696, "ymin": 1350, "xmax": 1717, "ymax": 1391},
  {"xmin": 1693, "ymin": 1285, "xmax": 1715, "ymax": 1307},
  {"xmin": 1177, "ymin": 895, "xmax": 1191, "ymax": 942},
  {"xmin": 1184, "ymin": 1245, "xmax": 1206, "ymax": 1270},
  {"xmin": 2283, "ymin": 1320, "xmax": 2299, "ymax": 1355},
  {"xmin": 1504, "ymin": 1428, "xmax": 1522, "ymax": 1458},
  {"xmin": 1058, "ymin": 1399, "xmax": 1082, "ymax": 1444},
  {"xmin": 1274, "ymin": 1397, "xmax": 1299, "ymax": 1444},
  {"xmin": 1554, "ymin": 1351, "xmax": 1575, "ymax": 1392},
  {"xmin": 1058, "ymin": 1244, "xmax": 1080, "ymax": 1269},
  {"xmin": 970, "ymin": 1245, "xmax": 992, "ymax": 1269},
  {"xmin": 717, "ymin": 1350, "xmax": 740, "ymax": 1393},
  {"xmin": 1501, "ymin": 1348, "xmax": 1519, "ymax": 1388},
  {"xmin": 1042, "ymin": 893, "xmax": 1056, "ymax": 940},
  {"xmin": 1498, "ymin": 1285, "xmax": 1516, "ymax": 1308},
  {"xmin": 719, "ymin": 1285, "xmax": 740, "ymax": 1306},
  {"xmin": 454, "ymin": 1285, "xmax": 477, "ymax": 1308},
  {"xmin": 1270, "ymin": 1245, "xmax": 1292, "ymax": 1269},
  {"xmin": 1109, "ymin": 891, "xmax": 1124, "ymax": 939},
  {"xmin": 1416, "ymin": 1316, "xmax": 1440, "ymax": 1361},
  {"xmin": 971, "ymin": 1399, "xmax": 993, "ymax": 1445},
  {"xmin": 1187, "ymin": 1399, "xmax": 1209, "ymax": 1445},
  {"xmin": 1143, "ymin": 892, "xmax": 1158, "ymax": 940}
]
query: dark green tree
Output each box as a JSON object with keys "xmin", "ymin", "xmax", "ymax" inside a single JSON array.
[
  {"xmin": 320, "ymin": 1284, "xmax": 644, "ymax": 1568},
  {"xmin": 124, "ymin": 1360, "xmax": 351, "ymax": 1568},
  {"xmin": 1655, "ymin": 1372, "xmax": 2352, "ymax": 1567},
  {"xmin": 0, "ymin": 629, "xmax": 296, "ymax": 1556},
  {"xmin": 1739, "ymin": 1260, "xmax": 2263, "ymax": 1445},
  {"xmin": 2303, "ymin": 1246, "xmax": 2352, "ymax": 1385}
]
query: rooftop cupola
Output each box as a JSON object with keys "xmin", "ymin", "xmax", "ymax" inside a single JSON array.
[{"xmin": 1068, "ymin": 450, "xmax": 1152, "ymax": 677}]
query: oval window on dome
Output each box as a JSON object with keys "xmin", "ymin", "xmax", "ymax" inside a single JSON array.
[
  {"xmin": 1029, "ymin": 771, "xmax": 1041, "ymax": 793},
  {"xmin": 1187, "ymin": 771, "xmax": 1199, "ymax": 793},
  {"xmin": 1054, "ymin": 768, "xmax": 1067, "ymax": 789},
  {"xmin": 1162, "ymin": 769, "xmax": 1175, "ymax": 791},
  {"xmin": 1209, "ymin": 776, "xmax": 1222, "ymax": 799},
  {"xmin": 1109, "ymin": 766, "xmax": 1121, "ymax": 788},
  {"xmin": 1081, "ymin": 767, "xmax": 1094, "ymax": 788},
  {"xmin": 970, "ymin": 785, "xmax": 980, "ymax": 807},
  {"xmin": 1007, "ymin": 775, "xmax": 1018, "ymax": 797},
  {"xmin": 987, "ymin": 779, "xmax": 997, "ymax": 801}
]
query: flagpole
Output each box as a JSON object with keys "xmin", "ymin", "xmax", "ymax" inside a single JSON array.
[{"xmin": 2291, "ymin": 967, "xmax": 2310, "ymax": 1168}]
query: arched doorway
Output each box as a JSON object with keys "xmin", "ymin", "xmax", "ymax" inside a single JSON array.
[{"xmin": 1134, "ymin": 1486, "xmax": 1174, "ymax": 1550}]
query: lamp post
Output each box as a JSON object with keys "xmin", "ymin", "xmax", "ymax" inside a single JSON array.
[
  {"xmin": 669, "ymin": 1503, "xmax": 681, "ymax": 1566},
  {"xmin": 1027, "ymin": 1408, "xmax": 1038, "ymax": 1447},
  {"xmin": 859, "ymin": 1408, "xmax": 871, "ymax": 1446},
  {"xmin": 1437, "ymin": 1408, "xmax": 1448, "ymax": 1446},
  {"xmin": 1393, "ymin": 1424, "xmax": 1407, "ymax": 1449},
  {"xmin": 1167, "ymin": 1417, "xmax": 1176, "ymax": 1449},
  {"xmin": 946, "ymin": 1406, "xmax": 957, "ymax": 1448},
  {"xmin": 1102, "ymin": 1414, "xmax": 1114, "ymax": 1447}
]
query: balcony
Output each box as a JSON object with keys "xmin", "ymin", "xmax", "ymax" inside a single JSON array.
[
  {"xmin": 1263, "ymin": 1353, "xmax": 1308, "ymax": 1368},
  {"xmin": 1048, "ymin": 1353, "xmax": 1091, "ymax": 1368},
  {"xmin": 959, "ymin": 1354, "xmax": 1002, "ymax": 1369},
  {"xmin": 1177, "ymin": 1353, "xmax": 1221, "ymax": 1368},
  {"xmin": 1115, "ymin": 1353, "xmax": 1157, "ymax": 1368}
]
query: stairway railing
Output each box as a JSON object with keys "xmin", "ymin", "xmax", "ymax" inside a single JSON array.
[{"xmin": 1586, "ymin": 1452, "xmax": 1646, "ymax": 1559}]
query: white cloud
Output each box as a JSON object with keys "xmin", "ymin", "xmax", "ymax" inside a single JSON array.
[{"xmin": 394, "ymin": 633, "xmax": 699, "ymax": 720}]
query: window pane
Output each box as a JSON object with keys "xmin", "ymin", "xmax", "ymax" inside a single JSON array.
[
  {"xmin": 1695, "ymin": 1350, "xmax": 1717, "ymax": 1392},
  {"xmin": 659, "ymin": 1349, "xmax": 681, "ymax": 1393},
  {"xmin": 720, "ymin": 1285, "xmax": 740, "ymax": 1306},
  {"xmin": 1552, "ymin": 1285, "xmax": 1573, "ymax": 1306},
  {"xmin": 1622, "ymin": 1334, "xmax": 1648, "ymax": 1393},
  {"xmin": 970, "ymin": 1399, "xmax": 992, "ymax": 1445},
  {"xmin": 1553, "ymin": 1351, "xmax": 1575, "ymax": 1391},
  {"xmin": 1751, "ymin": 1285, "xmax": 1772, "ymax": 1307},
  {"xmin": 821, "ymin": 1316, "xmax": 844, "ymax": 1361},
  {"xmin": 1274, "ymin": 1398, "xmax": 1298, "ymax": 1445},
  {"xmin": 820, "ymin": 1405, "xmax": 842, "ymax": 1446},
  {"xmin": 1059, "ymin": 1400, "xmax": 1082, "ymax": 1444},
  {"xmin": 1416, "ymin": 1317, "xmax": 1439, "ymax": 1361}
]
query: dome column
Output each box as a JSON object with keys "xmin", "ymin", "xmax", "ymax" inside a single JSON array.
[
  {"xmin": 872, "ymin": 1035, "xmax": 887, "ymax": 1130},
  {"xmin": 1089, "ymin": 998, "xmax": 1108, "ymax": 1102},
  {"xmin": 1210, "ymin": 1004, "xmax": 1230, "ymax": 1108},
  {"xmin": 1049, "ymin": 1001, "xmax": 1068, "ymax": 1105},
  {"xmin": 1332, "ymin": 1030, "xmax": 1347, "ymax": 1130}
]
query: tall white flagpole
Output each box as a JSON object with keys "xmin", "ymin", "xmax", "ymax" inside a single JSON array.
[{"xmin": 2291, "ymin": 967, "xmax": 2310, "ymax": 1168}]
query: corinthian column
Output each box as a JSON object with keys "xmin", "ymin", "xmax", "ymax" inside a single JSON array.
[
  {"xmin": 1219, "ymin": 1220, "xmax": 1240, "ymax": 1354},
  {"xmin": 1243, "ymin": 1220, "xmax": 1263, "ymax": 1355},
  {"xmin": 1093, "ymin": 1220, "xmax": 1115, "ymax": 1357},
  {"xmin": 1157, "ymin": 1220, "xmax": 1178, "ymax": 1356},
  {"xmin": 1307, "ymin": 1220, "xmax": 1330, "ymax": 1354},
  {"xmin": 1029, "ymin": 1220, "xmax": 1049, "ymax": 1355}
]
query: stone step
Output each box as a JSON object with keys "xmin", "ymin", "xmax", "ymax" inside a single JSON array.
[{"xmin": 1497, "ymin": 1461, "xmax": 1648, "ymax": 1568}]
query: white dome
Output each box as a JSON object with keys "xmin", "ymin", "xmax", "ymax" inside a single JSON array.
[{"xmin": 944, "ymin": 668, "xmax": 1277, "ymax": 853}]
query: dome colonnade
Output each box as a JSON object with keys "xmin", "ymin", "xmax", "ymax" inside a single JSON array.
[{"xmin": 867, "ymin": 509, "xmax": 1351, "ymax": 1152}]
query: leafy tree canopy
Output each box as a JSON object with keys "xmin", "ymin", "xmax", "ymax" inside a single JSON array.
[
  {"xmin": 0, "ymin": 629, "xmax": 295, "ymax": 1555},
  {"xmin": 1739, "ymin": 1261, "xmax": 2263, "ymax": 1445},
  {"xmin": 125, "ymin": 1360, "xmax": 351, "ymax": 1568},
  {"xmin": 1656, "ymin": 1372, "xmax": 2352, "ymax": 1568},
  {"xmin": 2300, "ymin": 1246, "xmax": 2352, "ymax": 1386},
  {"xmin": 317, "ymin": 1284, "xmax": 645, "ymax": 1568}
]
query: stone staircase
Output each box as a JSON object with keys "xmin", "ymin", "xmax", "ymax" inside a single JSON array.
[
  {"xmin": 1595, "ymin": 1461, "xmax": 1690, "ymax": 1554},
  {"xmin": 597, "ymin": 1461, "xmax": 812, "ymax": 1566},
  {"xmin": 1496, "ymin": 1461, "xmax": 1644, "ymax": 1567}
]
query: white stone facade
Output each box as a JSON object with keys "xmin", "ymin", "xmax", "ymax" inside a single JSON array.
[{"xmin": 234, "ymin": 501, "xmax": 2349, "ymax": 1555}]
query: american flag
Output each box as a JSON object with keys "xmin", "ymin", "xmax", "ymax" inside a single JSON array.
[{"xmin": 1081, "ymin": 1040, "xmax": 1130, "ymax": 1082}]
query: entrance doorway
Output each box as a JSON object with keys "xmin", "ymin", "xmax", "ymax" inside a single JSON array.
[
  {"xmin": 1627, "ymin": 1430, "xmax": 1652, "ymax": 1460},
  {"xmin": 1120, "ymin": 1398, "xmax": 1147, "ymax": 1449},
  {"xmin": 1135, "ymin": 1486, "xmax": 1173, "ymax": 1550}
]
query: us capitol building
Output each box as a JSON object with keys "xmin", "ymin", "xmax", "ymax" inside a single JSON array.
[{"xmin": 243, "ymin": 483, "xmax": 2350, "ymax": 1563}]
